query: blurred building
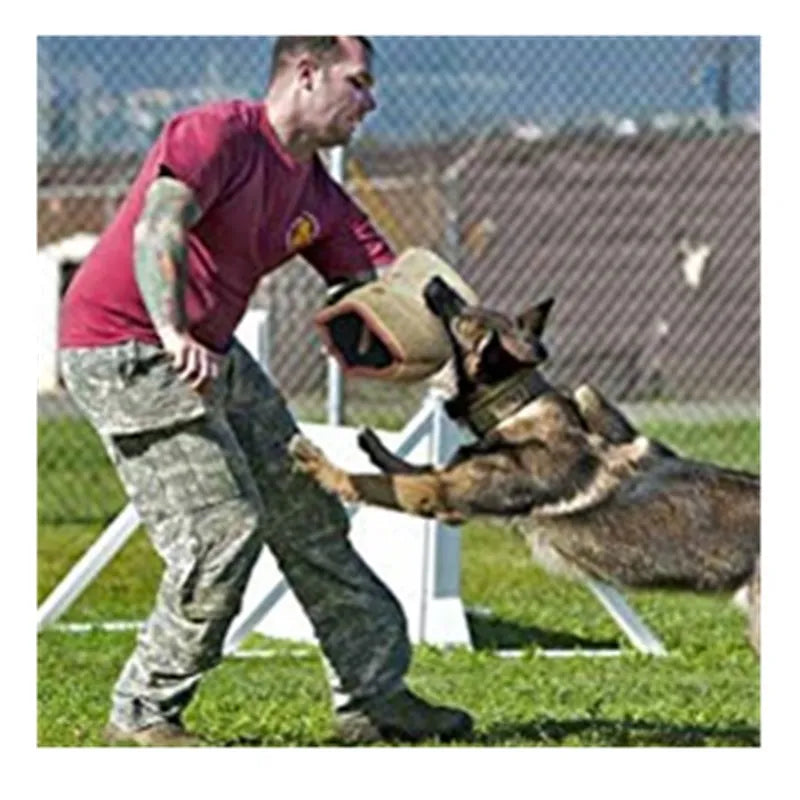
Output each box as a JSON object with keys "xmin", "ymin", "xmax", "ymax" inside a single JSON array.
[{"xmin": 38, "ymin": 124, "xmax": 759, "ymax": 404}]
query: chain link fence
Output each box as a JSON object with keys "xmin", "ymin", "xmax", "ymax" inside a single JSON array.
[{"xmin": 37, "ymin": 36, "xmax": 760, "ymax": 525}]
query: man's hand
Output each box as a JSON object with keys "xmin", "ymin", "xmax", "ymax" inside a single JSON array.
[{"xmin": 157, "ymin": 325, "xmax": 223, "ymax": 391}]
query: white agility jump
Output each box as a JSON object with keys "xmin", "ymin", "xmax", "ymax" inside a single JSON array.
[{"xmin": 37, "ymin": 310, "xmax": 666, "ymax": 657}]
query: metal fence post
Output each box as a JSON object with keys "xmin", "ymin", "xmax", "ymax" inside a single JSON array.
[{"xmin": 327, "ymin": 145, "xmax": 345, "ymax": 425}]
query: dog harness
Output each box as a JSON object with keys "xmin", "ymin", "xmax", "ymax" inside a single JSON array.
[{"xmin": 462, "ymin": 367, "xmax": 552, "ymax": 437}]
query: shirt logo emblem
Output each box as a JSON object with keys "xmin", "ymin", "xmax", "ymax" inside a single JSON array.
[{"xmin": 286, "ymin": 212, "xmax": 320, "ymax": 251}]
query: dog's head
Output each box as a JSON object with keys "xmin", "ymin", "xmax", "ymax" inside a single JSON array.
[{"xmin": 423, "ymin": 277, "xmax": 554, "ymax": 423}]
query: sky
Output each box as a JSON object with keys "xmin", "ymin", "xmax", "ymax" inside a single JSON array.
[{"xmin": 37, "ymin": 35, "xmax": 760, "ymax": 151}]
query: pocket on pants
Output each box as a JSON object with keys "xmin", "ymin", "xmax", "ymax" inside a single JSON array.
[
  {"xmin": 61, "ymin": 342, "xmax": 212, "ymax": 436},
  {"xmin": 108, "ymin": 418, "xmax": 263, "ymax": 622}
]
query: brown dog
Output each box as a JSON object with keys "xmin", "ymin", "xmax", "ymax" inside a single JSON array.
[{"xmin": 290, "ymin": 278, "xmax": 760, "ymax": 651}]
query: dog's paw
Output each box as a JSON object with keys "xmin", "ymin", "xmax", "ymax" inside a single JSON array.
[
  {"xmin": 288, "ymin": 434, "xmax": 328, "ymax": 475},
  {"xmin": 357, "ymin": 427, "xmax": 382, "ymax": 456},
  {"xmin": 288, "ymin": 434, "xmax": 356, "ymax": 501}
]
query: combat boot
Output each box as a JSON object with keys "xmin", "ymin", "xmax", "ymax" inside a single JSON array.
[
  {"xmin": 335, "ymin": 688, "xmax": 473, "ymax": 744},
  {"xmin": 103, "ymin": 721, "xmax": 204, "ymax": 747}
]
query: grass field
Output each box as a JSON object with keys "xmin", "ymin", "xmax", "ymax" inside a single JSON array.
[{"xmin": 37, "ymin": 416, "xmax": 760, "ymax": 747}]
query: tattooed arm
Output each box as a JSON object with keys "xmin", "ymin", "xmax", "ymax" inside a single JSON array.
[{"xmin": 133, "ymin": 176, "xmax": 223, "ymax": 389}]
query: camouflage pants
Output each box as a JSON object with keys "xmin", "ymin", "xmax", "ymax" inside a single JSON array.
[{"xmin": 59, "ymin": 339, "xmax": 411, "ymax": 731}]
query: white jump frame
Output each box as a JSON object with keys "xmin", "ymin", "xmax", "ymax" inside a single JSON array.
[{"xmin": 37, "ymin": 312, "xmax": 666, "ymax": 657}]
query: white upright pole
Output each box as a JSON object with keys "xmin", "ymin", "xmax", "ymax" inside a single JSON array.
[
  {"xmin": 419, "ymin": 390, "xmax": 472, "ymax": 645},
  {"xmin": 326, "ymin": 146, "xmax": 346, "ymax": 426}
]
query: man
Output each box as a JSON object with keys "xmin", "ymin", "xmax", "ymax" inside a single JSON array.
[{"xmin": 59, "ymin": 36, "xmax": 473, "ymax": 746}]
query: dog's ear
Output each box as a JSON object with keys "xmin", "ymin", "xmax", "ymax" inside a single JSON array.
[
  {"xmin": 517, "ymin": 298, "xmax": 555, "ymax": 338},
  {"xmin": 485, "ymin": 328, "xmax": 548, "ymax": 368}
]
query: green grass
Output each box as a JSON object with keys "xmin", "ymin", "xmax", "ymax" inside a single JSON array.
[
  {"xmin": 37, "ymin": 418, "xmax": 126, "ymax": 524},
  {"xmin": 36, "ymin": 416, "xmax": 760, "ymax": 746},
  {"xmin": 640, "ymin": 418, "xmax": 759, "ymax": 472}
]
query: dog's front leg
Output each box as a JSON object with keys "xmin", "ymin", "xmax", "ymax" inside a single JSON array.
[{"xmin": 289, "ymin": 434, "xmax": 462, "ymax": 521}]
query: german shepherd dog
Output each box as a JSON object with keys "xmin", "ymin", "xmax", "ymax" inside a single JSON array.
[{"xmin": 290, "ymin": 278, "xmax": 760, "ymax": 652}]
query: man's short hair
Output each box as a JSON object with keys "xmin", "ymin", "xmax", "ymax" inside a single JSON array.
[{"xmin": 268, "ymin": 36, "xmax": 373, "ymax": 83}]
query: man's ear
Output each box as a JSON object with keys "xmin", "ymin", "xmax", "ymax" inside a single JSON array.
[
  {"xmin": 516, "ymin": 298, "xmax": 555, "ymax": 338},
  {"xmin": 296, "ymin": 56, "xmax": 318, "ymax": 91}
]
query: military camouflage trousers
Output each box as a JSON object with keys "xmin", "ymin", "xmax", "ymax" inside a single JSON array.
[{"xmin": 59, "ymin": 339, "xmax": 410, "ymax": 731}]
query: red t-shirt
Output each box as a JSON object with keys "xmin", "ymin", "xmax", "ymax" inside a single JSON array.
[{"xmin": 59, "ymin": 99, "xmax": 394, "ymax": 353}]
